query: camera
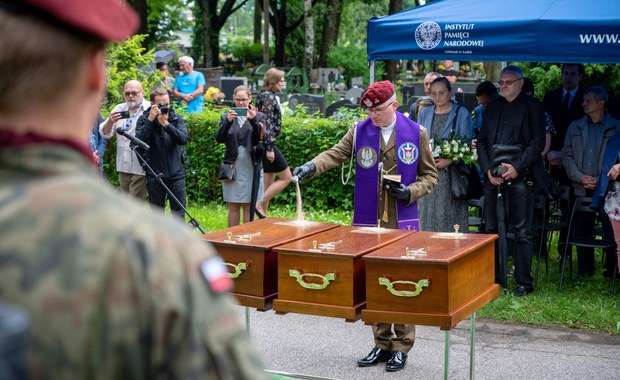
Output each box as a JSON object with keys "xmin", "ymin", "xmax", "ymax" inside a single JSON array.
[{"xmin": 158, "ymin": 103, "xmax": 169, "ymax": 115}]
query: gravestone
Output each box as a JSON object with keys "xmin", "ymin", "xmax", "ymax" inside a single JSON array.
[
  {"xmin": 220, "ymin": 76, "xmax": 247, "ymax": 100},
  {"xmin": 316, "ymin": 68, "xmax": 339, "ymax": 89},
  {"xmin": 344, "ymin": 87, "xmax": 364, "ymax": 103},
  {"xmin": 351, "ymin": 77, "xmax": 364, "ymax": 88},
  {"xmin": 288, "ymin": 94, "xmax": 326, "ymax": 116},
  {"xmin": 197, "ymin": 67, "xmax": 223, "ymax": 90},
  {"xmin": 325, "ymin": 99, "xmax": 353, "ymax": 118},
  {"xmin": 454, "ymin": 92, "xmax": 478, "ymax": 112},
  {"xmin": 402, "ymin": 85, "xmax": 417, "ymax": 105}
]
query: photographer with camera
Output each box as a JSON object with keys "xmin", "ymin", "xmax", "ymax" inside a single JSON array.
[
  {"xmin": 135, "ymin": 88, "xmax": 189, "ymax": 218},
  {"xmin": 100, "ymin": 80, "xmax": 150, "ymax": 200}
]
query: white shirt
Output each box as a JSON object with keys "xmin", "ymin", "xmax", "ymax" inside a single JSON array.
[
  {"xmin": 99, "ymin": 100, "xmax": 151, "ymax": 175},
  {"xmin": 380, "ymin": 120, "xmax": 396, "ymax": 145}
]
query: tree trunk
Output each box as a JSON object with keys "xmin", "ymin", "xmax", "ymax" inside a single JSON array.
[
  {"xmin": 303, "ymin": 0, "xmax": 314, "ymax": 75},
  {"xmin": 254, "ymin": 0, "xmax": 262, "ymax": 44},
  {"xmin": 199, "ymin": 0, "xmax": 249, "ymax": 67},
  {"xmin": 384, "ymin": 0, "xmax": 404, "ymax": 81},
  {"xmin": 318, "ymin": 0, "xmax": 343, "ymax": 67},
  {"xmin": 484, "ymin": 62, "xmax": 502, "ymax": 83},
  {"xmin": 201, "ymin": 0, "xmax": 219, "ymax": 67}
]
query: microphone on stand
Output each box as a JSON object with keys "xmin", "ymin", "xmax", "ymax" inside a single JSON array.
[{"xmin": 116, "ymin": 127, "xmax": 149, "ymax": 150}]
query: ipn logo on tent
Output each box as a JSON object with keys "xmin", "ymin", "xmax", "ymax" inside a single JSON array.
[{"xmin": 415, "ymin": 21, "xmax": 442, "ymax": 50}]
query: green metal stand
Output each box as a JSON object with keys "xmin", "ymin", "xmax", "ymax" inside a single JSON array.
[{"xmin": 444, "ymin": 312, "xmax": 477, "ymax": 380}]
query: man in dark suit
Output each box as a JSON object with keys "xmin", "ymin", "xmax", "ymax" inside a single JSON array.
[
  {"xmin": 477, "ymin": 66, "xmax": 546, "ymax": 296},
  {"xmin": 543, "ymin": 63, "xmax": 585, "ymax": 184}
]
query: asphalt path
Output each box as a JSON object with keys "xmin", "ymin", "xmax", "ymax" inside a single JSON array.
[{"xmin": 235, "ymin": 305, "xmax": 620, "ymax": 380}]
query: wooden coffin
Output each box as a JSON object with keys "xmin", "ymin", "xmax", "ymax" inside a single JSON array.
[
  {"xmin": 273, "ymin": 226, "xmax": 415, "ymax": 321},
  {"xmin": 361, "ymin": 231, "xmax": 499, "ymax": 330},
  {"xmin": 203, "ymin": 217, "xmax": 338, "ymax": 310}
]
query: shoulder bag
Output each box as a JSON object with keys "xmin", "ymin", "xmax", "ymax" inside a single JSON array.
[
  {"xmin": 447, "ymin": 106, "xmax": 484, "ymax": 200},
  {"xmin": 217, "ymin": 163, "xmax": 235, "ymax": 182}
]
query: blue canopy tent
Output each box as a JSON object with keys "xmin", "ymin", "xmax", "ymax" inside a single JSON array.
[{"xmin": 367, "ymin": 0, "xmax": 620, "ymax": 81}]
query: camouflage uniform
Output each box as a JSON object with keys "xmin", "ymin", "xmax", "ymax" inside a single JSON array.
[{"xmin": 0, "ymin": 144, "xmax": 268, "ymax": 380}]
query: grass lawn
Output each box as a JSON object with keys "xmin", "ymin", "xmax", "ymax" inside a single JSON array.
[{"xmin": 186, "ymin": 201, "xmax": 620, "ymax": 336}]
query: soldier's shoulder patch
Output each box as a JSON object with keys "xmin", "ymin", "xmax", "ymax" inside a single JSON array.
[{"xmin": 200, "ymin": 256, "xmax": 233, "ymax": 293}]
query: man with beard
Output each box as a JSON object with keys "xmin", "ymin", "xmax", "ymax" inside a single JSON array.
[{"xmin": 100, "ymin": 80, "xmax": 151, "ymax": 200}]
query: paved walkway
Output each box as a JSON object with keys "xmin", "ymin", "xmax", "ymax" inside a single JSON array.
[{"xmin": 236, "ymin": 306, "xmax": 620, "ymax": 380}]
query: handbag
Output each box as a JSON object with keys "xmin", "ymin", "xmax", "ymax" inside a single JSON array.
[
  {"xmin": 449, "ymin": 162, "xmax": 484, "ymax": 200},
  {"xmin": 491, "ymin": 144, "xmax": 524, "ymax": 177},
  {"xmin": 217, "ymin": 163, "xmax": 235, "ymax": 182}
]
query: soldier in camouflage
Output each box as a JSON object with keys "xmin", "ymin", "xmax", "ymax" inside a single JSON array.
[{"xmin": 0, "ymin": 1, "xmax": 267, "ymax": 379}]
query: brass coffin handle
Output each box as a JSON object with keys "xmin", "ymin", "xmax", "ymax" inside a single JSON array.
[
  {"xmin": 289, "ymin": 269, "xmax": 336, "ymax": 290},
  {"xmin": 224, "ymin": 262, "xmax": 248, "ymax": 279},
  {"xmin": 378, "ymin": 277, "xmax": 430, "ymax": 297}
]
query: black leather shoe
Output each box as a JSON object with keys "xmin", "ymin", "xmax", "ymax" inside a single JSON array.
[
  {"xmin": 512, "ymin": 285, "xmax": 534, "ymax": 297},
  {"xmin": 386, "ymin": 351, "xmax": 407, "ymax": 372},
  {"xmin": 357, "ymin": 347, "xmax": 391, "ymax": 367}
]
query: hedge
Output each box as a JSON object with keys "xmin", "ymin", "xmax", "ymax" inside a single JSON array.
[{"xmin": 103, "ymin": 105, "xmax": 358, "ymax": 210}]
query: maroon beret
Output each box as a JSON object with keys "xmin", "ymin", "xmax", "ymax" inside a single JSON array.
[
  {"xmin": 7, "ymin": 0, "xmax": 138, "ymax": 42},
  {"xmin": 360, "ymin": 80, "xmax": 396, "ymax": 108}
]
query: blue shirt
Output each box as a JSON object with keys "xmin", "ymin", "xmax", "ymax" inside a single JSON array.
[{"xmin": 173, "ymin": 71, "xmax": 206, "ymax": 113}]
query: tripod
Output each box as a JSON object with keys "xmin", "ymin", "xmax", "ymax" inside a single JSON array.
[{"xmin": 132, "ymin": 146, "xmax": 205, "ymax": 234}]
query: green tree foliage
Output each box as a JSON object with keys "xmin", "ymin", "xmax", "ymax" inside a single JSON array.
[
  {"xmin": 327, "ymin": 43, "xmax": 385, "ymax": 85},
  {"xmin": 105, "ymin": 106, "xmax": 356, "ymax": 209},
  {"xmin": 518, "ymin": 63, "xmax": 620, "ymax": 100},
  {"xmin": 147, "ymin": 0, "xmax": 192, "ymax": 47},
  {"xmin": 104, "ymin": 34, "xmax": 162, "ymax": 109}
]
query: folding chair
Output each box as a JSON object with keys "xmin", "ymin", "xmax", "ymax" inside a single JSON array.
[
  {"xmin": 559, "ymin": 197, "xmax": 616, "ymax": 289},
  {"xmin": 532, "ymin": 193, "xmax": 550, "ymax": 285},
  {"xmin": 468, "ymin": 195, "xmax": 485, "ymax": 232}
]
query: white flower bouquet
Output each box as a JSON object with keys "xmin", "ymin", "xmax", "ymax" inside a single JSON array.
[{"xmin": 430, "ymin": 138, "xmax": 478, "ymax": 165}]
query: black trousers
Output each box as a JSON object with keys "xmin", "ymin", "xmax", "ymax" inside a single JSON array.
[
  {"xmin": 484, "ymin": 178, "xmax": 535, "ymax": 289},
  {"xmin": 146, "ymin": 174, "xmax": 186, "ymax": 219}
]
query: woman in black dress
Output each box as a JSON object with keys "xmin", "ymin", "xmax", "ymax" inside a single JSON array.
[{"xmin": 255, "ymin": 68, "xmax": 292, "ymax": 217}]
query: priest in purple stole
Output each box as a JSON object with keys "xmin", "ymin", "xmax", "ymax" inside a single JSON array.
[{"xmin": 293, "ymin": 80, "xmax": 438, "ymax": 372}]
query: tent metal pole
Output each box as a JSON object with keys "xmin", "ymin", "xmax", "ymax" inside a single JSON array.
[{"xmin": 370, "ymin": 60, "xmax": 376, "ymax": 84}]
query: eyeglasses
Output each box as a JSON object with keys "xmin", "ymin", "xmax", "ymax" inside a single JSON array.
[
  {"xmin": 124, "ymin": 90, "xmax": 141, "ymax": 97},
  {"xmin": 430, "ymin": 90, "xmax": 449, "ymax": 97},
  {"xmin": 366, "ymin": 102, "xmax": 394, "ymax": 114},
  {"xmin": 234, "ymin": 98, "xmax": 249, "ymax": 102},
  {"xmin": 498, "ymin": 78, "xmax": 523, "ymax": 86}
]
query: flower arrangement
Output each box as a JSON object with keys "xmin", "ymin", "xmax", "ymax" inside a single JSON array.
[
  {"xmin": 205, "ymin": 87, "xmax": 225, "ymax": 103},
  {"xmin": 430, "ymin": 138, "xmax": 478, "ymax": 165}
]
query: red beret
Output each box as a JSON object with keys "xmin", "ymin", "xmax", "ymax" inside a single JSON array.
[
  {"xmin": 360, "ymin": 80, "xmax": 396, "ymax": 108},
  {"xmin": 7, "ymin": 0, "xmax": 138, "ymax": 42}
]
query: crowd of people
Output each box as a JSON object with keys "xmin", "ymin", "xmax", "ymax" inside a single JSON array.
[{"xmin": 2, "ymin": 0, "xmax": 619, "ymax": 376}]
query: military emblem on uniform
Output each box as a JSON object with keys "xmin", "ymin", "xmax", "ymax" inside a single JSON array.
[
  {"xmin": 398, "ymin": 142, "xmax": 419, "ymax": 165},
  {"xmin": 357, "ymin": 146, "xmax": 377, "ymax": 169}
]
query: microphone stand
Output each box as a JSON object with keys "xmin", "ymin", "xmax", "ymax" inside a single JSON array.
[{"xmin": 131, "ymin": 145, "xmax": 205, "ymax": 234}]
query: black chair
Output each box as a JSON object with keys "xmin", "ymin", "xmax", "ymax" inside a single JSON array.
[
  {"xmin": 468, "ymin": 195, "xmax": 484, "ymax": 232},
  {"xmin": 534, "ymin": 188, "xmax": 570, "ymax": 281},
  {"xmin": 547, "ymin": 184, "xmax": 572, "ymax": 258},
  {"xmin": 532, "ymin": 193, "xmax": 549, "ymax": 285},
  {"xmin": 559, "ymin": 196, "xmax": 616, "ymax": 289}
]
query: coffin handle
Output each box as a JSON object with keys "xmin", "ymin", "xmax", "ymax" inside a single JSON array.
[
  {"xmin": 224, "ymin": 262, "xmax": 248, "ymax": 279},
  {"xmin": 289, "ymin": 269, "xmax": 336, "ymax": 290},
  {"xmin": 378, "ymin": 277, "xmax": 430, "ymax": 297}
]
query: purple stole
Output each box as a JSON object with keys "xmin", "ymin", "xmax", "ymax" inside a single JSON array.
[{"xmin": 353, "ymin": 112, "xmax": 421, "ymax": 230}]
